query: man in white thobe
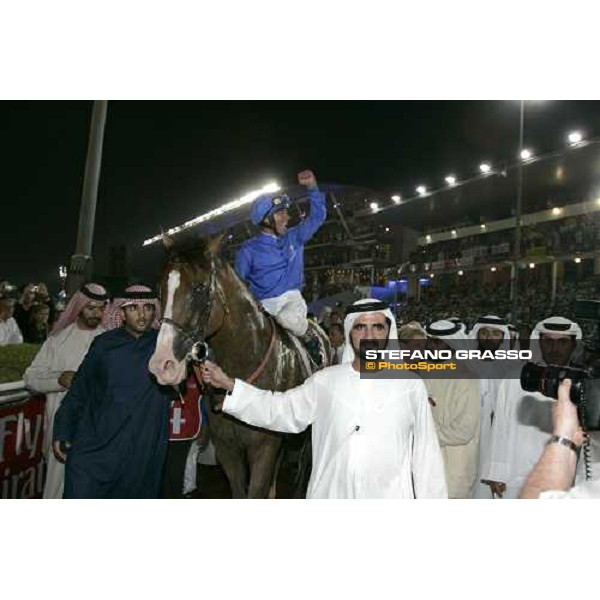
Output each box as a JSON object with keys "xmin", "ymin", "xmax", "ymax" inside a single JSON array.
[
  {"xmin": 200, "ymin": 299, "xmax": 447, "ymax": 499},
  {"xmin": 24, "ymin": 283, "xmax": 109, "ymax": 499},
  {"xmin": 482, "ymin": 316, "xmax": 582, "ymax": 499},
  {"xmin": 467, "ymin": 315, "xmax": 515, "ymax": 499},
  {"xmin": 424, "ymin": 320, "xmax": 481, "ymax": 499}
]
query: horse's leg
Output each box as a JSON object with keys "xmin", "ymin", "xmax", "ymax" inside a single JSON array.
[
  {"xmin": 268, "ymin": 451, "xmax": 283, "ymax": 499},
  {"xmin": 214, "ymin": 441, "xmax": 248, "ymax": 499},
  {"xmin": 293, "ymin": 429, "xmax": 312, "ymax": 499},
  {"xmin": 246, "ymin": 438, "xmax": 282, "ymax": 499}
]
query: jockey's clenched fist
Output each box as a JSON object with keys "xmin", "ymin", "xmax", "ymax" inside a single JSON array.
[{"xmin": 298, "ymin": 169, "xmax": 317, "ymax": 189}]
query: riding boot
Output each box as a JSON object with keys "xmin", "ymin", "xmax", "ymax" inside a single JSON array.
[{"xmin": 300, "ymin": 327, "xmax": 322, "ymax": 368}]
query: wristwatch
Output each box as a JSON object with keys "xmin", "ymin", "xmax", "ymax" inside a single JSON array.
[{"xmin": 548, "ymin": 435, "xmax": 580, "ymax": 455}]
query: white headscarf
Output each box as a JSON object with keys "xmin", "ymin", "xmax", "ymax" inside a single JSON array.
[
  {"xmin": 51, "ymin": 283, "xmax": 109, "ymax": 336},
  {"xmin": 448, "ymin": 317, "xmax": 468, "ymax": 337},
  {"xmin": 469, "ymin": 315, "xmax": 510, "ymax": 351},
  {"xmin": 426, "ymin": 319, "xmax": 468, "ymax": 352},
  {"xmin": 530, "ymin": 316, "xmax": 582, "ymax": 340},
  {"xmin": 104, "ymin": 285, "xmax": 161, "ymax": 330},
  {"xmin": 530, "ymin": 316, "xmax": 582, "ymax": 364},
  {"xmin": 341, "ymin": 298, "xmax": 397, "ymax": 364}
]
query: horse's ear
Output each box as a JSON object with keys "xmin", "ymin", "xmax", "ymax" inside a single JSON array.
[
  {"xmin": 161, "ymin": 233, "xmax": 175, "ymax": 250},
  {"xmin": 207, "ymin": 233, "xmax": 225, "ymax": 257}
]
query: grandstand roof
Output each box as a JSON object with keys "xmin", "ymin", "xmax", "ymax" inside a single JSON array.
[{"xmin": 376, "ymin": 141, "xmax": 600, "ymax": 233}]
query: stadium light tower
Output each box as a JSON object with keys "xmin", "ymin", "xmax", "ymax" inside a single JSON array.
[
  {"xmin": 510, "ymin": 100, "xmax": 526, "ymax": 322},
  {"xmin": 66, "ymin": 101, "xmax": 108, "ymax": 297}
]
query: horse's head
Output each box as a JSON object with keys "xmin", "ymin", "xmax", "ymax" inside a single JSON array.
[{"xmin": 149, "ymin": 234, "xmax": 226, "ymax": 385}]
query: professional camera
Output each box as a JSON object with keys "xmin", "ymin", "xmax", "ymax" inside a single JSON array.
[{"xmin": 520, "ymin": 362, "xmax": 600, "ymax": 431}]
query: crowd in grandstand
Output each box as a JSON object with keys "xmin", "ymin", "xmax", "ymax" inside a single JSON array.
[{"xmin": 410, "ymin": 213, "xmax": 600, "ymax": 274}]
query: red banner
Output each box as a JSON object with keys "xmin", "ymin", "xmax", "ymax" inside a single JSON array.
[{"xmin": 0, "ymin": 395, "xmax": 46, "ymax": 499}]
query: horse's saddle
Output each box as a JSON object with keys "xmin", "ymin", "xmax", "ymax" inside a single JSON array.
[{"xmin": 287, "ymin": 322, "xmax": 329, "ymax": 377}]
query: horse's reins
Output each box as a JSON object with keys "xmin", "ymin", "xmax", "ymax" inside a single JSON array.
[{"xmin": 244, "ymin": 316, "xmax": 277, "ymax": 385}]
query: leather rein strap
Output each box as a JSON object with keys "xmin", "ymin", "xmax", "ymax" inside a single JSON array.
[
  {"xmin": 244, "ymin": 317, "xmax": 277, "ymax": 384},
  {"xmin": 191, "ymin": 312, "xmax": 278, "ymax": 388}
]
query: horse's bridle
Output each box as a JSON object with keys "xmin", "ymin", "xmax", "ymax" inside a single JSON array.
[
  {"xmin": 160, "ymin": 257, "xmax": 229, "ymax": 361},
  {"xmin": 160, "ymin": 254, "xmax": 279, "ymax": 388}
]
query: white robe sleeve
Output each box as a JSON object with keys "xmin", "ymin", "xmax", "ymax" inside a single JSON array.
[
  {"xmin": 433, "ymin": 379, "xmax": 480, "ymax": 446},
  {"xmin": 222, "ymin": 376, "xmax": 318, "ymax": 434},
  {"xmin": 482, "ymin": 379, "xmax": 514, "ymax": 484},
  {"xmin": 411, "ymin": 381, "xmax": 448, "ymax": 499},
  {"xmin": 540, "ymin": 480, "xmax": 600, "ymax": 499},
  {"xmin": 24, "ymin": 337, "xmax": 66, "ymax": 394}
]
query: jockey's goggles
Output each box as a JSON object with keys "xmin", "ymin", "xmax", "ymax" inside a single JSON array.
[
  {"xmin": 270, "ymin": 195, "xmax": 291, "ymax": 210},
  {"xmin": 262, "ymin": 195, "xmax": 291, "ymax": 222}
]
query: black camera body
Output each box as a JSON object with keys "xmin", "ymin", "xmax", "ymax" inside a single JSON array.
[{"xmin": 521, "ymin": 362, "xmax": 600, "ymax": 431}]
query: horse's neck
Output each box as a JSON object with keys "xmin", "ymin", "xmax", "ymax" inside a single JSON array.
[{"xmin": 209, "ymin": 268, "xmax": 272, "ymax": 379}]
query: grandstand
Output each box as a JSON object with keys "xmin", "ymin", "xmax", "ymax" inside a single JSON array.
[{"xmin": 141, "ymin": 137, "xmax": 600, "ymax": 334}]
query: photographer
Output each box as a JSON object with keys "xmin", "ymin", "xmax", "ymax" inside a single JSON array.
[
  {"xmin": 520, "ymin": 379, "xmax": 597, "ymax": 498},
  {"xmin": 482, "ymin": 316, "xmax": 582, "ymax": 498}
]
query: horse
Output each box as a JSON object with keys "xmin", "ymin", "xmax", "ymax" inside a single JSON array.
[{"xmin": 148, "ymin": 234, "xmax": 329, "ymax": 498}]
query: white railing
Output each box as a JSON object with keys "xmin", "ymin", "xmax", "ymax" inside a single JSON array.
[{"xmin": 0, "ymin": 380, "xmax": 30, "ymax": 405}]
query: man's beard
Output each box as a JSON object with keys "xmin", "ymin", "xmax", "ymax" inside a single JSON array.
[
  {"xmin": 478, "ymin": 339, "xmax": 502, "ymax": 353},
  {"xmin": 83, "ymin": 317, "xmax": 101, "ymax": 328},
  {"xmin": 352, "ymin": 337, "xmax": 389, "ymax": 360}
]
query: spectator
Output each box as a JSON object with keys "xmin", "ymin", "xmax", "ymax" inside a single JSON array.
[
  {"xmin": 52, "ymin": 285, "xmax": 172, "ymax": 498},
  {"xmin": 0, "ymin": 295, "xmax": 23, "ymax": 346},
  {"xmin": 398, "ymin": 321, "xmax": 427, "ymax": 355},
  {"xmin": 14, "ymin": 283, "xmax": 55, "ymax": 338},
  {"xmin": 329, "ymin": 310, "xmax": 343, "ymax": 326},
  {"xmin": 424, "ymin": 320, "xmax": 481, "ymax": 498},
  {"xmin": 328, "ymin": 322, "xmax": 345, "ymax": 365},
  {"xmin": 24, "ymin": 283, "xmax": 109, "ymax": 498},
  {"xmin": 468, "ymin": 315, "xmax": 512, "ymax": 499},
  {"xmin": 25, "ymin": 303, "xmax": 51, "ymax": 344}
]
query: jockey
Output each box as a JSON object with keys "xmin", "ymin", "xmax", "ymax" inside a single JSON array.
[{"xmin": 235, "ymin": 169, "xmax": 327, "ymax": 339}]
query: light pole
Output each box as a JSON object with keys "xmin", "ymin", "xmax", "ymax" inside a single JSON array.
[
  {"xmin": 510, "ymin": 100, "xmax": 525, "ymax": 323},
  {"xmin": 66, "ymin": 100, "xmax": 108, "ymax": 297}
]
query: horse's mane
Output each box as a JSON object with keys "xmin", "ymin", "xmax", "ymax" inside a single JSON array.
[{"xmin": 165, "ymin": 235, "xmax": 212, "ymax": 268}]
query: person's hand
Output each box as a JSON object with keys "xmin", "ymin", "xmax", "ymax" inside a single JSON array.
[
  {"xmin": 52, "ymin": 440, "xmax": 70, "ymax": 463},
  {"xmin": 482, "ymin": 480, "xmax": 506, "ymax": 498},
  {"xmin": 298, "ymin": 170, "xmax": 317, "ymax": 189},
  {"xmin": 58, "ymin": 371, "xmax": 76, "ymax": 389},
  {"xmin": 200, "ymin": 361, "xmax": 235, "ymax": 392},
  {"xmin": 554, "ymin": 378, "xmax": 586, "ymax": 446}
]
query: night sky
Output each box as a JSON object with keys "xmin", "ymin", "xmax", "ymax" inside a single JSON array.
[{"xmin": 3, "ymin": 100, "xmax": 600, "ymax": 290}]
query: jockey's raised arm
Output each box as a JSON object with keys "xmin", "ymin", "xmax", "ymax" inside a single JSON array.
[{"xmin": 233, "ymin": 169, "xmax": 327, "ymax": 350}]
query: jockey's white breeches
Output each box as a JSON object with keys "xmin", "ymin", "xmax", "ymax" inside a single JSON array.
[{"xmin": 261, "ymin": 290, "xmax": 308, "ymax": 337}]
